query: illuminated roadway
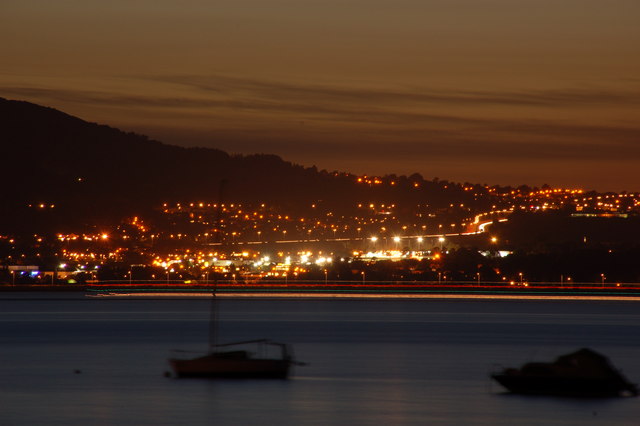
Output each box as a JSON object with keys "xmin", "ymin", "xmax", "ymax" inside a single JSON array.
[{"xmin": 204, "ymin": 219, "xmax": 508, "ymax": 246}]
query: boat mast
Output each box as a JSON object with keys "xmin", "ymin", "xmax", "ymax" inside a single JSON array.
[{"xmin": 209, "ymin": 179, "xmax": 227, "ymax": 353}]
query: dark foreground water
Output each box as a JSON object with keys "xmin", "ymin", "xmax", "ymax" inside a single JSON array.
[{"xmin": 1, "ymin": 293, "xmax": 640, "ymax": 425}]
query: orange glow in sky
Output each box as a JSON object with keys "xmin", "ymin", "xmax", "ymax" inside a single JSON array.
[{"xmin": 1, "ymin": 1, "xmax": 639, "ymax": 190}]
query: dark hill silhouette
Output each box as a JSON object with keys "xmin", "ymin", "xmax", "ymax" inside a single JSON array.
[{"xmin": 0, "ymin": 97, "xmax": 477, "ymax": 233}]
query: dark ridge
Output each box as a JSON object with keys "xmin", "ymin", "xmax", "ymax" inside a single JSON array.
[{"xmin": 0, "ymin": 97, "xmax": 480, "ymax": 232}]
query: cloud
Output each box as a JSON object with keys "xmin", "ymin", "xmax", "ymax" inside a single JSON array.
[
  {"xmin": 2, "ymin": 76, "xmax": 640, "ymax": 164},
  {"xmin": 150, "ymin": 74, "xmax": 640, "ymax": 108},
  {"xmin": 0, "ymin": 83, "xmax": 508, "ymax": 128},
  {"xmin": 187, "ymin": 131, "xmax": 640, "ymax": 162},
  {"xmin": 4, "ymin": 81, "xmax": 640, "ymax": 129}
]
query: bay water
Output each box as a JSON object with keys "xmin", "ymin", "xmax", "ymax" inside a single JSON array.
[{"xmin": 1, "ymin": 293, "xmax": 640, "ymax": 425}]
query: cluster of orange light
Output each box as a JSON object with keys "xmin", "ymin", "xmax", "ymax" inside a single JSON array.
[
  {"xmin": 60, "ymin": 247, "xmax": 121, "ymax": 261},
  {"xmin": 573, "ymin": 193, "xmax": 640, "ymax": 213},
  {"xmin": 355, "ymin": 175, "xmax": 422, "ymax": 188},
  {"xmin": 129, "ymin": 217, "xmax": 148, "ymax": 233},
  {"xmin": 57, "ymin": 233, "xmax": 109, "ymax": 242},
  {"xmin": 356, "ymin": 176, "xmax": 384, "ymax": 185},
  {"xmin": 528, "ymin": 189, "xmax": 584, "ymax": 196},
  {"xmin": 27, "ymin": 203, "xmax": 56, "ymax": 209}
]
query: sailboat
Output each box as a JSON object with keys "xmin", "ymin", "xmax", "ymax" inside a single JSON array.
[
  {"xmin": 168, "ymin": 264, "xmax": 299, "ymax": 378},
  {"xmin": 169, "ymin": 338, "xmax": 295, "ymax": 379},
  {"xmin": 168, "ymin": 180, "xmax": 299, "ymax": 378}
]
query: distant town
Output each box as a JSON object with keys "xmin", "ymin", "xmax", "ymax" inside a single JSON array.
[
  {"xmin": 3, "ymin": 97, "xmax": 640, "ymax": 292},
  {"xmin": 3, "ymin": 178, "xmax": 640, "ymax": 290}
]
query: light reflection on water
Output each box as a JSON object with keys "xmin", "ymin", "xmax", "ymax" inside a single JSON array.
[{"xmin": 1, "ymin": 293, "xmax": 640, "ymax": 425}]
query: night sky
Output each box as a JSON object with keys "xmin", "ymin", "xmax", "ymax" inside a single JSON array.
[{"xmin": 2, "ymin": 1, "xmax": 639, "ymax": 191}]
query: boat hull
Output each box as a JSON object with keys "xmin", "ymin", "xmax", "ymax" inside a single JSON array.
[
  {"xmin": 169, "ymin": 355, "xmax": 291, "ymax": 378},
  {"xmin": 492, "ymin": 374, "xmax": 633, "ymax": 397}
]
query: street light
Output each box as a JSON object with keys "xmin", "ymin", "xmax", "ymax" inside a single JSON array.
[
  {"xmin": 361, "ymin": 271, "xmax": 365, "ymax": 284},
  {"xmin": 601, "ymin": 273, "xmax": 606, "ymax": 287},
  {"xmin": 53, "ymin": 263, "xmax": 66, "ymax": 285},
  {"xmin": 324, "ymin": 269, "xmax": 328, "ymax": 285},
  {"xmin": 519, "ymin": 272, "xmax": 523, "ymax": 285}
]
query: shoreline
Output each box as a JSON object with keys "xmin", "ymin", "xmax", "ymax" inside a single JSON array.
[
  {"xmin": 3, "ymin": 284, "xmax": 640, "ymax": 301},
  {"xmin": 86, "ymin": 291, "xmax": 640, "ymax": 301},
  {"xmin": 0, "ymin": 285, "xmax": 83, "ymax": 292}
]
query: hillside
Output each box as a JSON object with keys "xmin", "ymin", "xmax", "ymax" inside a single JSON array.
[{"xmin": 0, "ymin": 98, "xmax": 476, "ymax": 233}]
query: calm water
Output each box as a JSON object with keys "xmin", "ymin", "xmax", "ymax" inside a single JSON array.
[{"xmin": 1, "ymin": 293, "xmax": 640, "ymax": 425}]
